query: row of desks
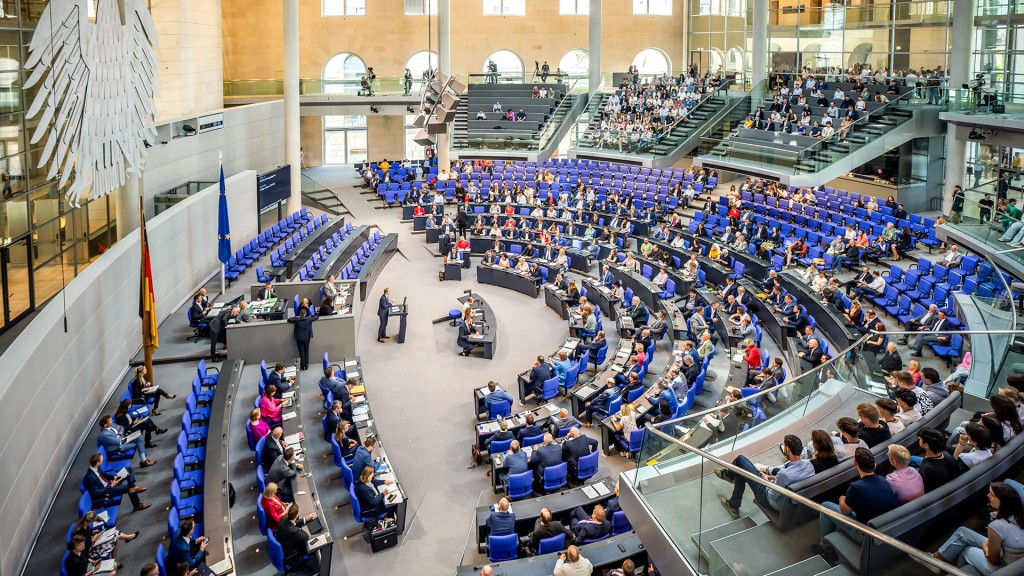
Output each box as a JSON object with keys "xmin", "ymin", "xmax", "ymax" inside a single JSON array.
[
  {"xmin": 462, "ymin": 293, "xmax": 498, "ymax": 359},
  {"xmin": 312, "ymin": 225, "xmax": 370, "ymax": 281},
  {"xmin": 477, "ymin": 264, "xmax": 538, "ymax": 299},
  {"xmin": 458, "ymin": 533, "xmax": 646, "ymax": 576},
  {"xmin": 282, "ymin": 217, "xmax": 347, "ymax": 280},
  {"xmin": 356, "ymin": 233, "xmax": 399, "ymax": 301}
]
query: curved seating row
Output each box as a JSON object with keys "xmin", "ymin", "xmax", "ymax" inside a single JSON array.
[{"xmin": 224, "ymin": 208, "xmax": 314, "ymax": 283}]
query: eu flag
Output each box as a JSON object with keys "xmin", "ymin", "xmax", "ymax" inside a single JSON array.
[{"xmin": 217, "ymin": 163, "xmax": 231, "ymax": 264}]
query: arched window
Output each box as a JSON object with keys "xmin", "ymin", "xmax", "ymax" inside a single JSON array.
[
  {"xmin": 483, "ymin": 50, "xmax": 525, "ymax": 81},
  {"xmin": 631, "ymin": 48, "xmax": 671, "ymax": 76},
  {"xmin": 405, "ymin": 51, "xmax": 438, "ymax": 83},
  {"xmin": 558, "ymin": 49, "xmax": 589, "ymax": 79},
  {"xmin": 323, "ymin": 52, "xmax": 367, "ymax": 94}
]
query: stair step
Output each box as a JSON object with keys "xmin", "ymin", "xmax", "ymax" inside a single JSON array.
[
  {"xmin": 709, "ymin": 521, "xmax": 824, "ymax": 576},
  {"xmin": 691, "ymin": 516, "xmax": 757, "ymax": 561},
  {"xmin": 815, "ymin": 566, "xmax": 857, "ymax": 576},
  {"xmin": 764, "ymin": 556, "xmax": 833, "ymax": 576}
]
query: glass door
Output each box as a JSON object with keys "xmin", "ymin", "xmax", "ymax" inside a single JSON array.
[{"xmin": 1, "ymin": 237, "xmax": 31, "ymax": 325}]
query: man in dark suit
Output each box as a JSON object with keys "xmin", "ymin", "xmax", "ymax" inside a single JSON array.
[
  {"xmin": 267, "ymin": 362, "xmax": 294, "ymax": 397},
  {"xmin": 528, "ymin": 508, "xmax": 574, "ymax": 553},
  {"xmin": 569, "ymin": 504, "xmax": 612, "ymax": 543},
  {"xmin": 320, "ymin": 367, "xmax": 351, "ymax": 421},
  {"xmin": 529, "ymin": 356, "xmax": 555, "ymax": 398},
  {"xmin": 267, "ymin": 447, "xmax": 302, "ymax": 501},
  {"xmin": 257, "ymin": 282, "xmax": 277, "ymax": 301},
  {"xmin": 518, "ymin": 413, "xmax": 544, "ymax": 441},
  {"xmin": 798, "ymin": 339, "xmax": 825, "ymax": 371},
  {"xmin": 484, "ymin": 419, "xmax": 515, "ymax": 453},
  {"xmin": 773, "ymin": 294, "xmax": 796, "ymax": 316},
  {"xmin": 168, "ymin": 519, "xmax": 207, "ymax": 570},
  {"xmin": 910, "ymin": 310, "xmax": 955, "ymax": 357},
  {"xmin": 783, "ymin": 304, "xmax": 809, "ymax": 335},
  {"xmin": 844, "ymin": 266, "xmax": 872, "ymax": 296},
  {"xmin": 878, "ymin": 342, "xmax": 903, "ymax": 373},
  {"xmin": 899, "ymin": 304, "xmax": 939, "ymax": 344},
  {"xmin": 287, "ymin": 308, "xmax": 317, "ymax": 371},
  {"xmin": 601, "ymin": 266, "xmax": 615, "ymax": 287},
  {"xmin": 261, "ymin": 427, "xmax": 285, "ymax": 472},
  {"xmin": 581, "ymin": 378, "xmax": 618, "ymax": 425},
  {"xmin": 613, "ymin": 354, "xmax": 641, "ymax": 387},
  {"xmin": 351, "ymin": 437, "xmax": 380, "ymax": 477},
  {"xmin": 324, "ymin": 400, "xmax": 346, "ymax": 439},
  {"xmin": 189, "ymin": 293, "xmax": 208, "ymax": 327},
  {"xmin": 276, "ymin": 504, "xmax": 320, "ymax": 574},
  {"xmin": 718, "ymin": 278, "xmax": 739, "ymax": 301},
  {"xmin": 457, "ymin": 317, "xmax": 477, "ymax": 356},
  {"xmin": 377, "ymin": 288, "xmax": 393, "ymax": 342},
  {"xmin": 682, "ymin": 354, "xmax": 702, "ymax": 387},
  {"xmin": 529, "ymin": 433, "xmax": 565, "ymax": 481},
  {"xmin": 549, "ymin": 408, "xmax": 582, "ymax": 435},
  {"xmin": 501, "ymin": 440, "xmax": 530, "ymax": 486},
  {"xmin": 575, "ymin": 331, "xmax": 607, "ymax": 364},
  {"xmin": 83, "ymin": 453, "xmax": 150, "ymax": 511},
  {"xmin": 561, "ymin": 428, "xmax": 598, "ymax": 476}
]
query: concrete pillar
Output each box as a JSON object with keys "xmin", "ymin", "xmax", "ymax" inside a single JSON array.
[
  {"xmin": 589, "ymin": 0, "xmax": 602, "ymax": 94},
  {"xmin": 284, "ymin": 0, "xmax": 301, "ymax": 214},
  {"xmin": 751, "ymin": 0, "xmax": 768, "ymax": 87},
  {"xmin": 116, "ymin": 171, "xmax": 141, "ymax": 240},
  {"xmin": 942, "ymin": 0, "xmax": 974, "ymax": 213},
  {"xmin": 436, "ymin": 0, "xmax": 451, "ymax": 173}
]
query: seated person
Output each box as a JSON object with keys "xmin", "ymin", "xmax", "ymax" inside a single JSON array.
[
  {"xmin": 931, "ymin": 482, "xmax": 1024, "ymax": 574},
  {"xmin": 528, "ymin": 433, "xmax": 565, "ymax": 483},
  {"xmin": 884, "ymin": 444, "xmax": 925, "ymax": 504},
  {"xmin": 569, "ymin": 503, "xmax": 611, "ymax": 542},
  {"xmin": 527, "ymin": 355, "xmax": 555, "ymax": 400},
  {"xmin": 808, "ymin": 429, "xmax": 840, "ymax": 473},
  {"xmin": 953, "ymin": 422, "xmax": 994, "ymax": 472},
  {"xmin": 354, "ymin": 465, "xmax": 396, "ymax": 522},
  {"xmin": 484, "ymin": 420, "xmax": 515, "ymax": 454},
  {"xmin": 485, "ymin": 497, "xmax": 517, "ymax": 536},
  {"xmin": 917, "ymin": 428, "xmax": 961, "ymax": 492},
  {"xmin": 83, "ymin": 453, "xmax": 150, "ymax": 512},
  {"xmin": 548, "ymin": 408, "xmax": 582, "ymax": 436},
  {"xmin": 517, "ymin": 414, "xmax": 544, "ymax": 441},
  {"xmin": 581, "ymin": 378, "xmax": 619, "ymax": 425},
  {"xmin": 714, "ymin": 434, "xmax": 814, "ymax": 518},
  {"xmin": 275, "ymin": 504, "xmax": 321, "ymax": 574},
  {"xmin": 167, "ymin": 519, "xmax": 208, "ymax": 571},
  {"xmin": 500, "ymin": 440, "xmax": 529, "ymax": 486},
  {"xmin": 856, "ymin": 403, "xmax": 891, "ymax": 448},
  {"xmin": 814, "ymin": 448, "xmax": 898, "ymax": 563},
  {"xmin": 482, "ymin": 380, "xmax": 514, "ymax": 415},
  {"xmin": 561, "ymin": 427, "xmax": 598, "ymax": 476},
  {"xmin": 528, "ymin": 508, "xmax": 574, "ymax": 554}
]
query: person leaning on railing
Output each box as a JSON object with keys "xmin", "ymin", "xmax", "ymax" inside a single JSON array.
[{"xmin": 713, "ymin": 434, "xmax": 815, "ymax": 519}]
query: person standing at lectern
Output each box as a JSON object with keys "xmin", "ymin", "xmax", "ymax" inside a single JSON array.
[
  {"xmin": 378, "ymin": 287, "xmax": 393, "ymax": 343},
  {"xmin": 287, "ymin": 307, "xmax": 317, "ymax": 371}
]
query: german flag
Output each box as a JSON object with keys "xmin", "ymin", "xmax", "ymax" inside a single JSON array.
[{"xmin": 139, "ymin": 200, "xmax": 159, "ymax": 351}]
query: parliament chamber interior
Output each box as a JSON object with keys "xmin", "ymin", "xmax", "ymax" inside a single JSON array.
[{"xmin": 5, "ymin": 0, "xmax": 1024, "ymax": 575}]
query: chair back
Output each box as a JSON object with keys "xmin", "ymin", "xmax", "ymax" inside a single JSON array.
[
  {"xmin": 256, "ymin": 497, "xmax": 268, "ymax": 536},
  {"xmin": 490, "ymin": 438, "xmax": 513, "ymax": 454},
  {"xmin": 611, "ymin": 510, "xmax": 633, "ymax": 535},
  {"xmin": 155, "ymin": 544, "xmax": 168, "ymax": 576},
  {"xmin": 543, "ymin": 461, "xmax": 568, "ymax": 491},
  {"xmin": 538, "ymin": 533, "xmax": 566, "ymax": 555},
  {"xmin": 576, "ymin": 450, "xmax": 599, "ymax": 482},
  {"xmin": 593, "ymin": 345, "xmax": 608, "ymax": 370},
  {"xmin": 507, "ymin": 470, "xmax": 534, "ymax": 500},
  {"xmin": 522, "ymin": 434, "xmax": 544, "ymax": 448},
  {"xmin": 565, "ymin": 362, "xmax": 581, "ymax": 389},
  {"xmin": 487, "ymin": 534, "xmax": 519, "ymax": 562},
  {"xmin": 267, "ymin": 530, "xmax": 286, "ymax": 571},
  {"xmin": 628, "ymin": 429, "xmax": 646, "ymax": 453},
  {"xmin": 542, "ymin": 376, "xmax": 560, "ymax": 400},
  {"xmin": 488, "ymin": 400, "xmax": 511, "ymax": 419}
]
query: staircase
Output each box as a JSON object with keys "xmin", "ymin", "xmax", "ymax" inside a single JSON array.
[
  {"xmin": 451, "ymin": 98, "xmax": 470, "ymax": 149},
  {"xmin": 695, "ymin": 100, "xmax": 942, "ymax": 187},
  {"xmin": 301, "ymin": 174, "xmax": 347, "ymax": 215}
]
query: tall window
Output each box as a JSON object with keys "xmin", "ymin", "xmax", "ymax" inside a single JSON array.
[
  {"xmin": 323, "ymin": 0, "xmax": 365, "ymax": 16},
  {"xmin": 633, "ymin": 0, "xmax": 671, "ymax": 16},
  {"xmin": 484, "ymin": 0, "xmax": 525, "ymax": 16},
  {"xmin": 483, "ymin": 50, "xmax": 525, "ymax": 80},
  {"xmin": 404, "ymin": 0, "xmax": 437, "ymax": 15},
  {"xmin": 632, "ymin": 48, "xmax": 672, "ymax": 75},
  {"xmin": 559, "ymin": 0, "xmax": 589, "ymax": 15},
  {"xmin": 559, "ymin": 49, "xmax": 590, "ymax": 78},
  {"xmin": 323, "ymin": 52, "xmax": 367, "ymax": 94},
  {"xmin": 405, "ymin": 51, "xmax": 438, "ymax": 86},
  {"xmin": 323, "ymin": 116, "xmax": 367, "ymax": 165}
]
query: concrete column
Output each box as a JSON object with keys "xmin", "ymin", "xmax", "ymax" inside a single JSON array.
[
  {"xmin": 750, "ymin": 0, "xmax": 768, "ymax": 87},
  {"xmin": 284, "ymin": 0, "xmax": 301, "ymax": 214},
  {"xmin": 941, "ymin": 0, "xmax": 974, "ymax": 213},
  {"xmin": 589, "ymin": 0, "xmax": 602, "ymax": 94},
  {"xmin": 115, "ymin": 171, "xmax": 141, "ymax": 240},
  {"xmin": 436, "ymin": 0, "xmax": 451, "ymax": 173}
]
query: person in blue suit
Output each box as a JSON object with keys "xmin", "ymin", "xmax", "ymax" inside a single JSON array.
[
  {"xmin": 351, "ymin": 437, "xmax": 384, "ymax": 476},
  {"xmin": 167, "ymin": 519, "xmax": 208, "ymax": 570},
  {"xmin": 529, "ymin": 356, "xmax": 555, "ymax": 399},
  {"xmin": 82, "ymin": 453, "xmax": 149, "ymax": 511},
  {"xmin": 553, "ymin": 351, "xmax": 572, "ymax": 385},
  {"xmin": 601, "ymin": 265, "xmax": 615, "ymax": 287},
  {"xmin": 613, "ymin": 354, "xmax": 641, "ymax": 387},
  {"xmin": 529, "ymin": 433, "xmax": 565, "ymax": 482},
  {"xmin": 483, "ymin": 380, "xmax": 514, "ymax": 414},
  {"xmin": 377, "ymin": 287, "xmax": 393, "ymax": 342},
  {"xmin": 518, "ymin": 413, "xmax": 545, "ymax": 440},
  {"xmin": 649, "ymin": 381, "xmax": 679, "ymax": 416},
  {"xmin": 581, "ymin": 378, "xmax": 619, "ymax": 425},
  {"xmin": 267, "ymin": 362, "xmax": 294, "ymax": 397},
  {"xmin": 287, "ymin": 308, "xmax": 317, "ymax": 371},
  {"xmin": 97, "ymin": 415, "xmax": 152, "ymax": 466},
  {"xmin": 485, "ymin": 497, "xmax": 517, "ymax": 536},
  {"xmin": 502, "ymin": 440, "xmax": 530, "ymax": 486}
]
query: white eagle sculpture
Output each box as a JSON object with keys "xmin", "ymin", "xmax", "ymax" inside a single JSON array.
[{"xmin": 25, "ymin": 0, "xmax": 159, "ymax": 207}]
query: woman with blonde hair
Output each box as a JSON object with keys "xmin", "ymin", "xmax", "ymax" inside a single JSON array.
[{"xmin": 614, "ymin": 403, "xmax": 638, "ymax": 457}]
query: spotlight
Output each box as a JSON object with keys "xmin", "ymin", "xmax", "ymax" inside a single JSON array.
[
  {"xmin": 406, "ymin": 105, "xmax": 415, "ymax": 113},
  {"xmin": 969, "ymin": 129, "xmax": 986, "ymax": 141},
  {"xmin": 370, "ymin": 105, "xmax": 379, "ymax": 114},
  {"xmin": 182, "ymin": 124, "xmax": 196, "ymax": 135}
]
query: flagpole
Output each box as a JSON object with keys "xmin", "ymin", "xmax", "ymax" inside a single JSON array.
[
  {"xmin": 139, "ymin": 195, "xmax": 154, "ymax": 384},
  {"xmin": 219, "ymin": 152, "xmax": 227, "ymax": 298}
]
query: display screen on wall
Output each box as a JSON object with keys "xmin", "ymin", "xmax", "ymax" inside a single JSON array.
[{"xmin": 258, "ymin": 166, "xmax": 291, "ymax": 211}]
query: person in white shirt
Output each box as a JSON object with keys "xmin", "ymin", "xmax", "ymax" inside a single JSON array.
[
  {"xmin": 553, "ymin": 545, "xmax": 593, "ymax": 576},
  {"xmin": 832, "ymin": 417, "xmax": 869, "ymax": 461},
  {"xmin": 942, "ymin": 244, "xmax": 963, "ymax": 267},
  {"xmin": 652, "ymin": 268, "xmax": 669, "ymax": 289},
  {"xmin": 894, "ymin": 388, "xmax": 923, "ymax": 427},
  {"xmin": 322, "ymin": 275, "xmax": 338, "ymax": 300},
  {"xmin": 854, "ymin": 270, "xmax": 886, "ymax": 299},
  {"xmin": 954, "ymin": 423, "xmax": 994, "ymax": 471}
]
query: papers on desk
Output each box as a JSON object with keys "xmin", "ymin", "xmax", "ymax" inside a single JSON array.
[
  {"xmin": 95, "ymin": 528, "xmax": 118, "ymax": 546},
  {"xmin": 96, "ymin": 511, "xmax": 109, "ymax": 524},
  {"xmin": 732, "ymin": 352, "xmax": 744, "ymax": 363},
  {"xmin": 347, "ymin": 369, "xmax": 361, "ymax": 380},
  {"xmin": 95, "ymin": 559, "xmax": 117, "ymax": 574},
  {"xmin": 208, "ymin": 558, "xmax": 234, "ymax": 575},
  {"xmin": 350, "ymin": 385, "xmax": 365, "ymax": 395},
  {"xmin": 284, "ymin": 432, "xmax": 303, "ymax": 446},
  {"xmin": 611, "ymin": 364, "xmax": 623, "ymax": 373},
  {"xmin": 476, "ymin": 385, "xmax": 492, "ymax": 396},
  {"xmin": 353, "ymin": 405, "xmax": 370, "ymax": 417},
  {"xmin": 281, "ymin": 390, "xmax": 296, "ymax": 400},
  {"xmin": 593, "ymin": 481, "xmax": 611, "ymax": 496},
  {"xmin": 575, "ymin": 385, "xmax": 596, "ymax": 398},
  {"xmin": 581, "ymin": 484, "xmax": 599, "ymax": 498},
  {"xmin": 283, "ymin": 367, "xmax": 297, "ymax": 378},
  {"xmin": 282, "ymin": 411, "xmax": 297, "ymax": 422},
  {"xmin": 353, "ymin": 412, "xmax": 370, "ymax": 423},
  {"xmin": 307, "ymin": 533, "xmax": 331, "ymax": 553}
]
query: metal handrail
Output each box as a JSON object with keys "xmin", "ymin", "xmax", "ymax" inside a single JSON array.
[{"xmin": 642, "ymin": 423, "xmax": 971, "ymax": 576}]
